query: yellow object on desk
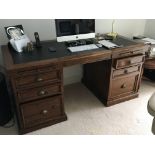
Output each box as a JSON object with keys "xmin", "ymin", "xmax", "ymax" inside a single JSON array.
[{"xmin": 107, "ymin": 19, "xmax": 118, "ymax": 39}]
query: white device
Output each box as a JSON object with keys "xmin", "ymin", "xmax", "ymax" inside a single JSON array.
[
  {"xmin": 55, "ymin": 19, "xmax": 95, "ymax": 42},
  {"xmin": 9, "ymin": 34, "xmax": 30, "ymax": 52},
  {"xmin": 57, "ymin": 33, "xmax": 95, "ymax": 42},
  {"xmin": 98, "ymin": 40, "xmax": 120, "ymax": 49},
  {"xmin": 68, "ymin": 44, "xmax": 99, "ymax": 52}
]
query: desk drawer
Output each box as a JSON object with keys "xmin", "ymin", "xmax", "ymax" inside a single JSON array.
[
  {"xmin": 113, "ymin": 65, "xmax": 141, "ymax": 78},
  {"xmin": 112, "ymin": 46, "xmax": 147, "ymax": 58},
  {"xmin": 110, "ymin": 73, "xmax": 139, "ymax": 98},
  {"xmin": 15, "ymin": 70, "xmax": 61, "ymax": 87},
  {"xmin": 17, "ymin": 83, "xmax": 62, "ymax": 103},
  {"xmin": 113, "ymin": 55, "xmax": 144, "ymax": 69},
  {"xmin": 15, "ymin": 64, "xmax": 60, "ymax": 77},
  {"xmin": 20, "ymin": 95, "xmax": 63, "ymax": 128}
]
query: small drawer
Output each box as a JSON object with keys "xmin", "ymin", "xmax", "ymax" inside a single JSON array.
[
  {"xmin": 113, "ymin": 55, "xmax": 144, "ymax": 69},
  {"xmin": 15, "ymin": 70, "xmax": 61, "ymax": 87},
  {"xmin": 38, "ymin": 64, "xmax": 60, "ymax": 73},
  {"xmin": 16, "ymin": 68, "xmax": 37, "ymax": 76},
  {"xmin": 14, "ymin": 64, "xmax": 60, "ymax": 77},
  {"xmin": 112, "ymin": 46, "xmax": 146, "ymax": 58},
  {"xmin": 17, "ymin": 83, "xmax": 62, "ymax": 103},
  {"xmin": 20, "ymin": 95, "xmax": 63, "ymax": 128},
  {"xmin": 113, "ymin": 65, "xmax": 141, "ymax": 78},
  {"xmin": 110, "ymin": 74, "xmax": 139, "ymax": 98}
]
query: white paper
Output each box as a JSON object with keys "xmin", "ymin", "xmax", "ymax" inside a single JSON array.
[
  {"xmin": 98, "ymin": 40, "xmax": 120, "ymax": 49},
  {"xmin": 142, "ymin": 38, "xmax": 155, "ymax": 44}
]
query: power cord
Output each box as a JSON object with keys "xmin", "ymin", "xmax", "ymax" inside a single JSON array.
[{"xmin": 3, "ymin": 117, "xmax": 15, "ymax": 128}]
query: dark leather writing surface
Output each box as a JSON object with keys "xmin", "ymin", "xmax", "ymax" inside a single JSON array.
[
  {"xmin": 111, "ymin": 36, "xmax": 137, "ymax": 46},
  {"xmin": 9, "ymin": 36, "xmax": 137, "ymax": 64},
  {"xmin": 9, "ymin": 40, "xmax": 107, "ymax": 64}
]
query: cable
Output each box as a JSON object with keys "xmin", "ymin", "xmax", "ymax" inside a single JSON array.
[{"xmin": 3, "ymin": 117, "xmax": 15, "ymax": 128}]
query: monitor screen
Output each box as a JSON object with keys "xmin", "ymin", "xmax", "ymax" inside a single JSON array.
[{"xmin": 55, "ymin": 19, "xmax": 95, "ymax": 42}]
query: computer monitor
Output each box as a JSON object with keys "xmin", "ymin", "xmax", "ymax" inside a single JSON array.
[{"xmin": 55, "ymin": 19, "xmax": 95, "ymax": 42}]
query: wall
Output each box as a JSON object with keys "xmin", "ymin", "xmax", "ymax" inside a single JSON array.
[
  {"xmin": 96, "ymin": 19, "xmax": 146, "ymax": 38},
  {"xmin": 144, "ymin": 19, "xmax": 155, "ymax": 39},
  {"xmin": 0, "ymin": 19, "xmax": 146, "ymax": 85},
  {"xmin": 0, "ymin": 19, "xmax": 146, "ymax": 45},
  {"xmin": 0, "ymin": 19, "xmax": 56, "ymax": 45}
]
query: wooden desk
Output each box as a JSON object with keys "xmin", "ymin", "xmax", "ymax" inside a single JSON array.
[
  {"xmin": 143, "ymin": 55, "xmax": 155, "ymax": 81},
  {"xmin": 1, "ymin": 36, "xmax": 149, "ymax": 134}
]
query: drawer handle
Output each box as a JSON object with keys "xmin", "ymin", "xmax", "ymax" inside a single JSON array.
[
  {"xmin": 119, "ymin": 51, "xmax": 133, "ymax": 56},
  {"xmin": 42, "ymin": 110, "xmax": 48, "ymax": 115},
  {"xmin": 120, "ymin": 51, "xmax": 138, "ymax": 56},
  {"xmin": 131, "ymin": 49, "xmax": 141, "ymax": 53},
  {"xmin": 121, "ymin": 84, "xmax": 126, "ymax": 89},
  {"xmin": 52, "ymin": 105, "xmax": 56, "ymax": 109},
  {"xmin": 36, "ymin": 77, "xmax": 43, "ymax": 82},
  {"xmin": 38, "ymin": 90, "xmax": 47, "ymax": 96},
  {"xmin": 124, "ymin": 69, "xmax": 128, "ymax": 74},
  {"xmin": 128, "ymin": 60, "xmax": 132, "ymax": 64},
  {"xmin": 130, "ymin": 51, "xmax": 134, "ymax": 54}
]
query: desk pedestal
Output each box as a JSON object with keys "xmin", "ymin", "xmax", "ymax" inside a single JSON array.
[{"xmin": 83, "ymin": 52, "xmax": 145, "ymax": 106}]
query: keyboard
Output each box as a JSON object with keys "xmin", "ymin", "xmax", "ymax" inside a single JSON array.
[
  {"xmin": 68, "ymin": 44, "xmax": 99, "ymax": 52},
  {"xmin": 98, "ymin": 40, "xmax": 120, "ymax": 49}
]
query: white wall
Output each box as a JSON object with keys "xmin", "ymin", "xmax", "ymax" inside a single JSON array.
[
  {"xmin": 0, "ymin": 19, "xmax": 146, "ymax": 85},
  {"xmin": 144, "ymin": 19, "xmax": 155, "ymax": 39},
  {"xmin": 0, "ymin": 19, "xmax": 56, "ymax": 45},
  {"xmin": 0, "ymin": 19, "xmax": 146, "ymax": 45},
  {"xmin": 96, "ymin": 19, "xmax": 146, "ymax": 38}
]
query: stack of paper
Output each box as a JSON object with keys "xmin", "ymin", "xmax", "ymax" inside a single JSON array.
[
  {"xmin": 98, "ymin": 40, "xmax": 120, "ymax": 49},
  {"xmin": 142, "ymin": 38, "xmax": 155, "ymax": 44}
]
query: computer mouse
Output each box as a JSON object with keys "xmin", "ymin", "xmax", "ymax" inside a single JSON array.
[
  {"xmin": 96, "ymin": 43, "xmax": 102, "ymax": 48},
  {"xmin": 48, "ymin": 47, "xmax": 56, "ymax": 52}
]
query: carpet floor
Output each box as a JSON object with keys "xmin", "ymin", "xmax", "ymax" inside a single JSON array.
[{"xmin": 0, "ymin": 80, "xmax": 154, "ymax": 135}]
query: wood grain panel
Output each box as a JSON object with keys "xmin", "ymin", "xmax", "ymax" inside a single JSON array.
[{"xmin": 20, "ymin": 95, "xmax": 63, "ymax": 128}]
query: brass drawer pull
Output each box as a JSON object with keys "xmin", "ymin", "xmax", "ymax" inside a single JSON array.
[
  {"xmin": 38, "ymin": 90, "xmax": 47, "ymax": 96},
  {"xmin": 121, "ymin": 84, "xmax": 126, "ymax": 88},
  {"xmin": 124, "ymin": 69, "xmax": 128, "ymax": 74},
  {"xmin": 36, "ymin": 77, "xmax": 43, "ymax": 82},
  {"xmin": 128, "ymin": 60, "xmax": 132, "ymax": 64},
  {"xmin": 42, "ymin": 110, "xmax": 48, "ymax": 115},
  {"xmin": 52, "ymin": 105, "xmax": 56, "ymax": 109},
  {"xmin": 131, "ymin": 49, "xmax": 141, "ymax": 53}
]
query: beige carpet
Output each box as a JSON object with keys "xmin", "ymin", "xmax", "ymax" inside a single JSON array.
[{"xmin": 0, "ymin": 80, "xmax": 154, "ymax": 135}]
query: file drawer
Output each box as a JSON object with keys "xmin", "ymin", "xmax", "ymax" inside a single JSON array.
[
  {"xmin": 20, "ymin": 95, "xmax": 63, "ymax": 128},
  {"xmin": 110, "ymin": 73, "xmax": 139, "ymax": 98},
  {"xmin": 17, "ymin": 83, "xmax": 62, "ymax": 103}
]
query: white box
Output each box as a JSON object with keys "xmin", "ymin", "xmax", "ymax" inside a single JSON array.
[{"xmin": 9, "ymin": 35, "xmax": 30, "ymax": 52}]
